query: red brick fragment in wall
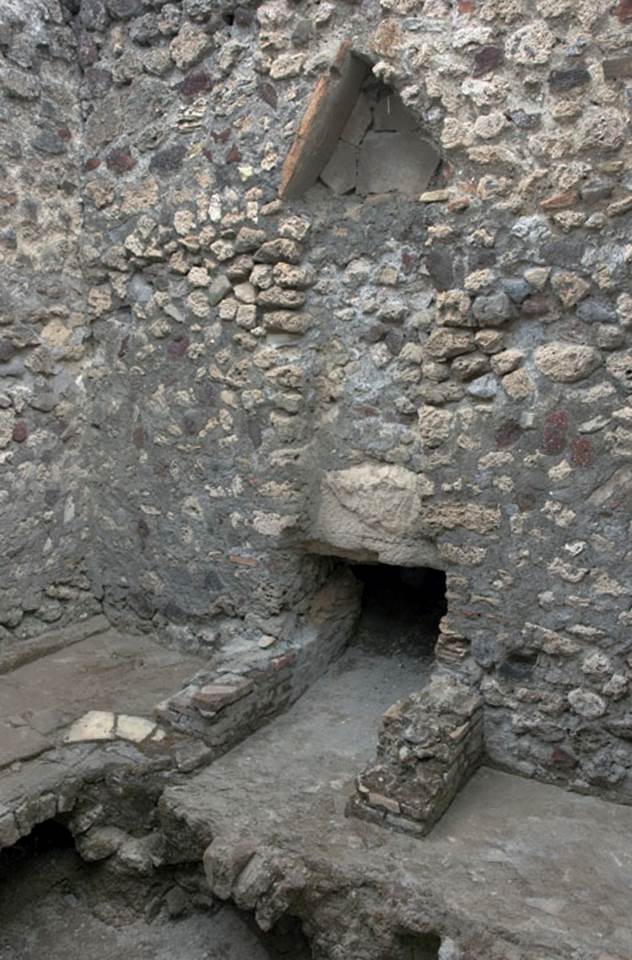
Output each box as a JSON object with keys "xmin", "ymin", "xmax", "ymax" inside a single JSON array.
[
  {"xmin": 495, "ymin": 420, "xmax": 521, "ymax": 449},
  {"xmin": 615, "ymin": 0, "xmax": 632, "ymax": 21},
  {"xmin": 179, "ymin": 70, "xmax": 213, "ymax": 98},
  {"xmin": 12, "ymin": 421, "xmax": 27, "ymax": 443},
  {"xmin": 571, "ymin": 437, "xmax": 593, "ymax": 468},
  {"xmin": 472, "ymin": 46, "xmax": 503, "ymax": 78},
  {"xmin": 458, "ymin": 0, "xmax": 476, "ymax": 12},
  {"xmin": 541, "ymin": 410, "xmax": 568, "ymax": 455},
  {"xmin": 106, "ymin": 148, "xmax": 136, "ymax": 174},
  {"xmin": 551, "ymin": 746, "xmax": 578, "ymax": 769},
  {"xmin": 540, "ymin": 189, "xmax": 578, "ymax": 211}
]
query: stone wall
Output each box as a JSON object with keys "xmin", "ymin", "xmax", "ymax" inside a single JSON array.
[
  {"xmin": 5, "ymin": 0, "xmax": 632, "ymax": 809},
  {"xmin": 0, "ymin": 0, "xmax": 98, "ymax": 645}
]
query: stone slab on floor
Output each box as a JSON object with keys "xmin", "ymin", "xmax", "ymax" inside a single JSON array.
[
  {"xmin": 163, "ymin": 649, "xmax": 632, "ymax": 960},
  {"xmin": 0, "ymin": 625, "xmax": 206, "ymax": 768}
]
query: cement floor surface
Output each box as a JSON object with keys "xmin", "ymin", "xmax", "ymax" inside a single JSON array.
[
  {"xmin": 167, "ymin": 648, "xmax": 632, "ymax": 959},
  {"xmin": 0, "ymin": 625, "xmax": 206, "ymax": 768}
]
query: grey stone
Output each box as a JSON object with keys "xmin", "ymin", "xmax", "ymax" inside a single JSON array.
[
  {"xmin": 472, "ymin": 292, "xmax": 513, "ymax": 326},
  {"xmin": 79, "ymin": 0, "xmax": 109, "ymax": 30},
  {"xmin": 0, "ymin": 65, "xmax": 40, "ymax": 99},
  {"xmin": 576, "ymin": 298, "xmax": 617, "ymax": 323},
  {"xmin": 467, "ymin": 374, "xmax": 498, "ymax": 399},
  {"xmin": 320, "ymin": 140, "xmax": 357, "ymax": 195},
  {"xmin": 373, "ymin": 93, "xmax": 418, "ymax": 133},
  {"xmin": 340, "ymin": 94, "xmax": 372, "ymax": 145},
  {"xmin": 106, "ymin": 0, "xmax": 141, "ymax": 18},
  {"xmin": 580, "ymin": 178, "xmax": 614, "ymax": 204},
  {"xmin": 208, "ymin": 275, "xmax": 231, "ymax": 306},
  {"xmin": 356, "ymin": 131, "xmax": 440, "ymax": 198},
  {"xmin": 501, "ymin": 278, "xmax": 530, "ymax": 304}
]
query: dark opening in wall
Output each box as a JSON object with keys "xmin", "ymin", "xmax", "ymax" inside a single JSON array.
[
  {"xmin": 0, "ymin": 818, "xmax": 74, "ymax": 878},
  {"xmin": 397, "ymin": 930, "xmax": 442, "ymax": 960},
  {"xmin": 349, "ymin": 563, "xmax": 446, "ymax": 660}
]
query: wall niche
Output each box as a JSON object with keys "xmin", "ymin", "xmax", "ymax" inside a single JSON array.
[{"xmin": 280, "ymin": 47, "xmax": 441, "ymax": 200}]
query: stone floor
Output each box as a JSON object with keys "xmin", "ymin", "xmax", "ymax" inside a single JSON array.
[
  {"xmin": 0, "ymin": 618, "xmax": 206, "ymax": 769},
  {"xmin": 1, "ymin": 614, "xmax": 630, "ymax": 958},
  {"xmin": 166, "ymin": 650, "xmax": 632, "ymax": 960}
]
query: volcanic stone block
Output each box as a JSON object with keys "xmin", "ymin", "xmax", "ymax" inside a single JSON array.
[
  {"xmin": 320, "ymin": 140, "xmax": 358, "ymax": 194},
  {"xmin": 356, "ymin": 131, "xmax": 440, "ymax": 197}
]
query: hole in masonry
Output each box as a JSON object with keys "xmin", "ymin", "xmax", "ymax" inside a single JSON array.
[
  {"xmin": 280, "ymin": 51, "xmax": 441, "ymax": 199},
  {"xmin": 397, "ymin": 931, "xmax": 442, "ymax": 960},
  {"xmin": 349, "ymin": 563, "xmax": 447, "ymax": 660},
  {"xmin": 0, "ymin": 821, "xmax": 313, "ymax": 959}
]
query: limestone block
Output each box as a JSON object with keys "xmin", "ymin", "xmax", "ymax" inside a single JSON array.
[
  {"xmin": 419, "ymin": 406, "xmax": 453, "ymax": 448},
  {"xmin": 535, "ymin": 342, "xmax": 601, "ymax": 383},
  {"xmin": 273, "ymin": 263, "xmax": 314, "ymax": 289},
  {"xmin": 76, "ymin": 826, "xmax": 127, "ymax": 861},
  {"xmin": 437, "ymin": 290, "xmax": 472, "ymax": 328},
  {"xmin": 116, "ymin": 714, "xmax": 156, "ymax": 743},
  {"xmin": 606, "ymin": 350, "xmax": 632, "ymax": 391},
  {"xmin": 550, "ymin": 270, "xmax": 590, "ymax": 308},
  {"xmin": 425, "ymin": 330, "xmax": 475, "ymax": 360},
  {"xmin": 320, "ymin": 140, "xmax": 357, "ymax": 195},
  {"xmin": 568, "ymin": 688, "xmax": 607, "ymax": 719},
  {"xmin": 263, "ymin": 312, "xmax": 312, "ymax": 334},
  {"xmin": 0, "ymin": 811, "xmax": 19, "ymax": 848},
  {"xmin": 0, "ymin": 409, "xmax": 15, "ymax": 448},
  {"xmin": 356, "ymin": 132, "xmax": 440, "ymax": 198},
  {"xmin": 65, "ymin": 710, "xmax": 115, "ymax": 742},
  {"xmin": 170, "ymin": 23, "xmax": 211, "ymax": 69},
  {"xmin": 502, "ymin": 368, "xmax": 534, "ymax": 399},
  {"xmin": 422, "ymin": 502, "xmax": 501, "ymax": 535},
  {"xmin": 311, "ymin": 463, "xmax": 439, "ymax": 567},
  {"xmin": 451, "ymin": 353, "xmax": 491, "ymax": 382},
  {"xmin": 491, "ymin": 349, "xmax": 523, "ymax": 375}
]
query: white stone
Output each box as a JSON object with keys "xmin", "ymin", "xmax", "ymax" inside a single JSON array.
[
  {"xmin": 116, "ymin": 715, "xmax": 156, "ymax": 743},
  {"xmin": 65, "ymin": 710, "xmax": 115, "ymax": 743},
  {"xmin": 567, "ymin": 688, "xmax": 607, "ymax": 719}
]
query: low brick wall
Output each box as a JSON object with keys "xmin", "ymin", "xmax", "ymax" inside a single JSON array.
[{"xmin": 347, "ymin": 674, "xmax": 483, "ymax": 836}]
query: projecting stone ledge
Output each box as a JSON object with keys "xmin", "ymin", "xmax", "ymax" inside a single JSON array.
[{"xmin": 347, "ymin": 674, "xmax": 483, "ymax": 836}]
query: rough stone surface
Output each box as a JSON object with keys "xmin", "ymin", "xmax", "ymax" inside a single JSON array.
[{"xmin": 2, "ymin": 6, "xmax": 632, "ymax": 951}]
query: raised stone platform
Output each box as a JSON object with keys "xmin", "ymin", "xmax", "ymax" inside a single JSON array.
[{"xmin": 0, "ymin": 619, "xmax": 208, "ymax": 849}]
